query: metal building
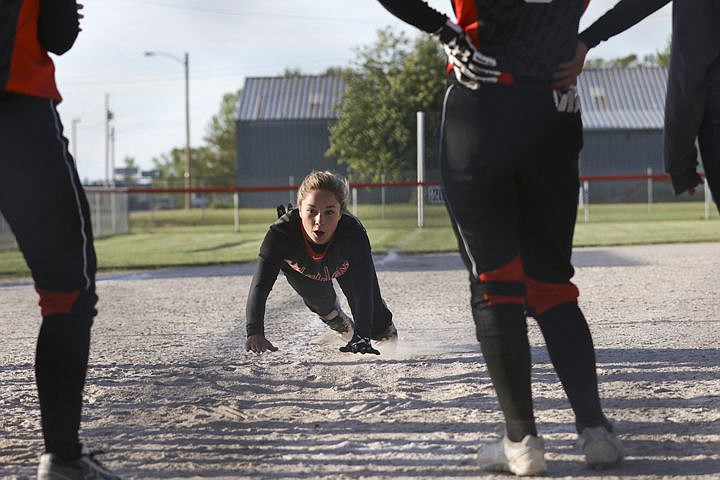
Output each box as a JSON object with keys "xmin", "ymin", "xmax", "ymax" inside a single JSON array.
[
  {"xmin": 577, "ymin": 66, "xmax": 671, "ymax": 201},
  {"xmin": 235, "ymin": 74, "xmax": 346, "ymax": 207},
  {"xmin": 236, "ymin": 68, "xmax": 677, "ymax": 205}
]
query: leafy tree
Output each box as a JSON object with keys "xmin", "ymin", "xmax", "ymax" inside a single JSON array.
[
  {"xmin": 117, "ymin": 156, "xmax": 139, "ymax": 185},
  {"xmin": 327, "ymin": 27, "xmax": 446, "ymax": 182},
  {"xmin": 585, "ymin": 37, "xmax": 671, "ymax": 67},
  {"xmin": 323, "ymin": 66, "xmax": 352, "ymax": 76},
  {"xmin": 152, "ymin": 89, "xmax": 241, "ymax": 187},
  {"xmin": 283, "ymin": 68, "xmax": 303, "ymax": 77},
  {"xmin": 584, "ymin": 57, "xmax": 606, "ymax": 68},
  {"xmin": 150, "ymin": 147, "xmax": 189, "ymax": 188},
  {"xmin": 613, "ymin": 53, "xmax": 639, "ymax": 67},
  {"xmin": 653, "ymin": 37, "xmax": 671, "ymax": 67},
  {"xmin": 194, "ymin": 89, "xmax": 242, "ymax": 185}
]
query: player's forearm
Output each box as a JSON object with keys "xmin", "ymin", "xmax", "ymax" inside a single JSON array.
[
  {"xmin": 579, "ymin": 0, "xmax": 670, "ymax": 50},
  {"xmin": 376, "ymin": 0, "xmax": 447, "ymax": 34},
  {"xmin": 344, "ymin": 262, "xmax": 376, "ymax": 339},
  {"xmin": 245, "ymin": 257, "xmax": 280, "ymax": 336}
]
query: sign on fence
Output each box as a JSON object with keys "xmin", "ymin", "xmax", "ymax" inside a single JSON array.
[
  {"xmin": 115, "ymin": 167, "xmax": 138, "ymax": 176},
  {"xmin": 141, "ymin": 169, "xmax": 162, "ymax": 178},
  {"xmin": 428, "ymin": 185, "xmax": 444, "ymax": 204}
]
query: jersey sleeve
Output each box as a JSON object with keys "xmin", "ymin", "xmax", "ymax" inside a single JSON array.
[
  {"xmin": 38, "ymin": 0, "xmax": 80, "ymax": 55},
  {"xmin": 376, "ymin": 0, "xmax": 448, "ymax": 34},
  {"xmin": 578, "ymin": 0, "xmax": 670, "ymax": 50},
  {"xmin": 245, "ymin": 229, "xmax": 285, "ymax": 337}
]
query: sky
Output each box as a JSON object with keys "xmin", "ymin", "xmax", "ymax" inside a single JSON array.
[{"xmin": 53, "ymin": 0, "xmax": 672, "ymax": 183}]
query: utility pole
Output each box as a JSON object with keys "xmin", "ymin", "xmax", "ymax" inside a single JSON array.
[
  {"xmin": 104, "ymin": 94, "xmax": 114, "ymax": 187},
  {"xmin": 71, "ymin": 117, "xmax": 80, "ymax": 166},
  {"xmin": 104, "ymin": 94, "xmax": 109, "ymax": 186},
  {"xmin": 183, "ymin": 52, "xmax": 191, "ymax": 210}
]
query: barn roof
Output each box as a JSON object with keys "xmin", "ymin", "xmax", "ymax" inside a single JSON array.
[
  {"xmin": 578, "ymin": 66, "xmax": 667, "ymax": 130},
  {"xmin": 236, "ymin": 66, "xmax": 668, "ymax": 129},
  {"xmin": 236, "ymin": 74, "xmax": 345, "ymax": 121}
]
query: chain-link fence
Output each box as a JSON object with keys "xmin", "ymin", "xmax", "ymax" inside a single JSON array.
[{"xmin": 2, "ymin": 172, "xmax": 714, "ymax": 252}]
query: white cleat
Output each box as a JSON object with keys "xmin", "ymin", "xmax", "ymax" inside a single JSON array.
[
  {"xmin": 578, "ymin": 425, "xmax": 623, "ymax": 469},
  {"xmin": 38, "ymin": 445, "xmax": 124, "ymax": 480},
  {"xmin": 477, "ymin": 434, "xmax": 547, "ymax": 476}
]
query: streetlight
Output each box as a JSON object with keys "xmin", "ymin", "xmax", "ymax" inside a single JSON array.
[{"xmin": 144, "ymin": 50, "xmax": 191, "ymax": 209}]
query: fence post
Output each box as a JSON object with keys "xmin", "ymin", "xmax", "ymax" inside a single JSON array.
[
  {"xmin": 381, "ymin": 173, "xmax": 386, "ymax": 220},
  {"xmin": 417, "ymin": 111, "xmax": 425, "ymax": 228},
  {"xmin": 199, "ymin": 179, "xmax": 206, "ymax": 224},
  {"xmin": 583, "ymin": 180, "xmax": 590, "ymax": 223},
  {"xmin": 234, "ymin": 191, "xmax": 240, "ymax": 232},
  {"xmin": 704, "ymin": 177, "xmax": 711, "ymax": 220},
  {"xmin": 289, "ymin": 176, "xmax": 294, "ymax": 206},
  {"xmin": 647, "ymin": 167, "xmax": 653, "ymax": 215},
  {"xmin": 94, "ymin": 193, "xmax": 102, "ymax": 237},
  {"xmin": 352, "ymin": 187, "xmax": 358, "ymax": 216},
  {"xmin": 111, "ymin": 190, "xmax": 117, "ymax": 234}
]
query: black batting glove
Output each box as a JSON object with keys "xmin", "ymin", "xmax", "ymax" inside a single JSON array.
[
  {"xmin": 432, "ymin": 19, "xmax": 499, "ymax": 90},
  {"xmin": 339, "ymin": 334, "xmax": 380, "ymax": 355}
]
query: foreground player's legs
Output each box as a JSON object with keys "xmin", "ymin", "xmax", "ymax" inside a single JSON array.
[
  {"xmin": 440, "ymin": 83, "xmax": 546, "ymax": 476},
  {"xmin": 1, "ymin": 95, "xmax": 122, "ymax": 479},
  {"xmin": 441, "ymin": 82, "xmax": 537, "ymax": 441},
  {"xmin": 0, "ymin": 95, "xmax": 96, "ymax": 460}
]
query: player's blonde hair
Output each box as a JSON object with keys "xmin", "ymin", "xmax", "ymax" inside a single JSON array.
[{"xmin": 297, "ymin": 170, "xmax": 349, "ymax": 212}]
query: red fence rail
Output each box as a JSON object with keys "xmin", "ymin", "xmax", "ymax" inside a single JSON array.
[{"xmin": 85, "ymin": 173, "xmax": 704, "ymax": 195}]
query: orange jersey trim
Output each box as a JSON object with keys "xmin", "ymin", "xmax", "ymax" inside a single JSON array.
[{"xmin": 5, "ymin": 0, "xmax": 61, "ymax": 100}]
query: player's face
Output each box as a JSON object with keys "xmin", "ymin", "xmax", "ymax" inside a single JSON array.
[{"xmin": 299, "ymin": 189, "xmax": 341, "ymax": 245}]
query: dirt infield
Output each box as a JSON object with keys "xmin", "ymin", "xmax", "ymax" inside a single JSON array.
[{"xmin": 1, "ymin": 243, "xmax": 719, "ymax": 479}]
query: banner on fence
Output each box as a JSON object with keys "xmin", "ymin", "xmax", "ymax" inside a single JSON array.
[{"xmin": 428, "ymin": 185, "xmax": 444, "ymax": 204}]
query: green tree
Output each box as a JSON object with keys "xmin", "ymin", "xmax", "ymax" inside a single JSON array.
[
  {"xmin": 283, "ymin": 68, "xmax": 303, "ymax": 77},
  {"xmin": 585, "ymin": 37, "xmax": 671, "ymax": 67},
  {"xmin": 193, "ymin": 89, "xmax": 242, "ymax": 185},
  {"xmin": 151, "ymin": 147, "xmax": 187, "ymax": 188},
  {"xmin": 152, "ymin": 89, "xmax": 242, "ymax": 187},
  {"xmin": 654, "ymin": 37, "xmax": 671, "ymax": 67},
  {"xmin": 327, "ymin": 27, "xmax": 446, "ymax": 182},
  {"xmin": 117, "ymin": 156, "xmax": 139, "ymax": 185}
]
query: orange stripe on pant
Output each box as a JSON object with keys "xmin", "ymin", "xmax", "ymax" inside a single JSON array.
[
  {"xmin": 478, "ymin": 255, "xmax": 579, "ymax": 314},
  {"xmin": 478, "ymin": 255, "xmax": 526, "ymax": 306},
  {"xmin": 35, "ymin": 287, "xmax": 81, "ymax": 317},
  {"xmin": 526, "ymin": 277, "xmax": 579, "ymax": 316}
]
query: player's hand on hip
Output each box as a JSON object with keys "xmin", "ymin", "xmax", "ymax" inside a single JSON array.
[
  {"xmin": 339, "ymin": 334, "xmax": 380, "ymax": 355},
  {"xmin": 554, "ymin": 39, "xmax": 588, "ymax": 90},
  {"xmin": 246, "ymin": 334, "xmax": 278, "ymax": 354},
  {"xmin": 433, "ymin": 20, "xmax": 499, "ymax": 90}
]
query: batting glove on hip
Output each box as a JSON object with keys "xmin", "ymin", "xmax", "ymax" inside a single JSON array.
[
  {"xmin": 339, "ymin": 334, "xmax": 380, "ymax": 355},
  {"xmin": 433, "ymin": 20, "xmax": 499, "ymax": 90},
  {"xmin": 553, "ymin": 85, "xmax": 581, "ymax": 113}
]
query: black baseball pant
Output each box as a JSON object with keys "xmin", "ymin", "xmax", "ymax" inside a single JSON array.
[
  {"xmin": 439, "ymin": 79, "xmax": 609, "ymax": 440},
  {"xmin": 282, "ymin": 267, "xmax": 393, "ymax": 340},
  {"xmin": 0, "ymin": 92, "xmax": 97, "ymax": 460}
]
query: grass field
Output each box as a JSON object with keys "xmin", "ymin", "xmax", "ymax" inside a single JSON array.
[{"xmin": 0, "ymin": 202, "xmax": 717, "ymax": 277}]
